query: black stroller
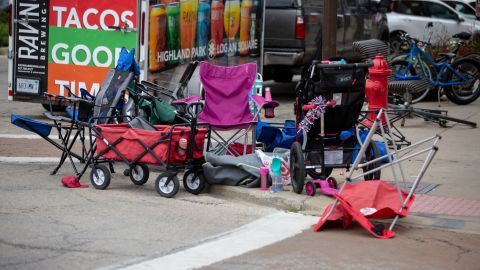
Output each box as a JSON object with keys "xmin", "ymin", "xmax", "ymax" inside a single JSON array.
[{"xmin": 290, "ymin": 61, "xmax": 382, "ymax": 195}]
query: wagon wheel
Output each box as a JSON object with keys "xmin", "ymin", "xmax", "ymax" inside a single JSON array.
[
  {"xmin": 183, "ymin": 169, "xmax": 206, "ymax": 195},
  {"xmin": 129, "ymin": 164, "xmax": 150, "ymax": 185},
  {"xmin": 290, "ymin": 142, "xmax": 305, "ymax": 194},
  {"xmin": 90, "ymin": 165, "xmax": 111, "ymax": 190},
  {"xmin": 155, "ymin": 173, "xmax": 179, "ymax": 198},
  {"xmin": 363, "ymin": 143, "xmax": 382, "ymax": 181}
]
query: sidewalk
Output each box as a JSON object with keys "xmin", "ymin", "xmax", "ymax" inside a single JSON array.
[{"xmin": 207, "ymin": 97, "xmax": 480, "ymax": 235}]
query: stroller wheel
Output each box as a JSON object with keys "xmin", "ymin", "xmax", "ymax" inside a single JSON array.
[
  {"xmin": 129, "ymin": 164, "xmax": 150, "ymax": 185},
  {"xmin": 364, "ymin": 143, "xmax": 382, "ymax": 181},
  {"xmin": 90, "ymin": 165, "xmax": 111, "ymax": 190},
  {"xmin": 183, "ymin": 169, "xmax": 206, "ymax": 195},
  {"xmin": 305, "ymin": 181, "xmax": 316, "ymax": 196},
  {"xmin": 123, "ymin": 169, "xmax": 130, "ymax": 176},
  {"xmin": 306, "ymin": 167, "xmax": 333, "ymax": 179},
  {"xmin": 327, "ymin": 177, "xmax": 338, "ymax": 189},
  {"xmin": 290, "ymin": 142, "xmax": 305, "ymax": 194},
  {"xmin": 155, "ymin": 173, "xmax": 179, "ymax": 198}
]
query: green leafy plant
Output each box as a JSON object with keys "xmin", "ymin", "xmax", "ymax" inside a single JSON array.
[{"xmin": 430, "ymin": 31, "xmax": 480, "ymax": 59}]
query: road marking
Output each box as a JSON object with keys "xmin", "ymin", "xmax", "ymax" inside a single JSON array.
[
  {"xmin": 114, "ymin": 212, "xmax": 317, "ymax": 270},
  {"xmin": 0, "ymin": 156, "xmax": 61, "ymax": 163},
  {"xmin": 0, "ymin": 133, "xmax": 91, "ymax": 141},
  {"xmin": 0, "ymin": 133, "xmax": 57, "ymax": 140}
]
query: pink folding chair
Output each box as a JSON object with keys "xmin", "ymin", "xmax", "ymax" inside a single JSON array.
[{"xmin": 198, "ymin": 61, "xmax": 266, "ymax": 156}]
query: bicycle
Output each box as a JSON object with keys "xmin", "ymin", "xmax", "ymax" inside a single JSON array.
[{"xmin": 391, "ymin": 33, "xmax": 480, "ymax": 105}]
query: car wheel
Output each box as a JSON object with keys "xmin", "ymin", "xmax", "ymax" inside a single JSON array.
[
  {"xmin": 273, "ymin": 69, "xmax": 294, "ymax": 83},
  {"xmin": 390, "ymin": 32, "xmax": 408, "ymax": 55}
]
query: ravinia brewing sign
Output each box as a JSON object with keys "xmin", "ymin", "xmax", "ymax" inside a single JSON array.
[{"xmin": 14, "ymin": 1, "xmax": 49, "ymax": 96}]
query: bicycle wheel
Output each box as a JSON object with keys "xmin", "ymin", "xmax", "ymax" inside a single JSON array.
[
  {"xmin": 390, "ymin": 59, "xmax": 434, "ymax": 104},
  {"xmin": 444, "ymin": 57, "xmax": 480, "ymax": 105}
]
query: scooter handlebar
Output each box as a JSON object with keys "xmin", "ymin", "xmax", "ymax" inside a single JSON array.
[{"xmin": 302, "ymin": 100, "xmax": 336, "ymax": 111}]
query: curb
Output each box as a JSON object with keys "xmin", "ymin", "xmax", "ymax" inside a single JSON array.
[{"xmin": 206, "ymin": 184, "xmax": 333, "ymax": 215}]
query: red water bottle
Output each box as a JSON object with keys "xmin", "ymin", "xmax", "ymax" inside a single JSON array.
[{"xmin": 177, "ymin": 138, "xmax": 188, "ymax": 156}]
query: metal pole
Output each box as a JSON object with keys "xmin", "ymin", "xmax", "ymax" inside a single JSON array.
[
  {"xmin": 322, "ymin": 0, "xmax": 337, "ymax": 59},
  {"xmin": 260, "ymin": 0, "xmax": 266, "ymax": 74}
]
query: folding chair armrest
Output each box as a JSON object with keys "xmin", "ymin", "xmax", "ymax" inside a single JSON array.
[
  {"xmin": 172, "ymin": 95, "xmax": 203, "ymax": 105},
  {"xmin": 150, "ymin": 79, "xmax": 180, "ymax": 87},
  {"xmin": 80, "ymin": 88, "xmax": 95, "ymax": 101},
  {"xmin": 44, "ymin": 92, "xmax": 63, "ymax": 99},
  {"xmin": 140, "ymin": 81, "xmax": 175, "ymax": 99},
  {"xmin": 251, "ymin": 95, "xmax": 266, "ymax": 107},
  {"xmin": 44, "ymin": 112, "xmax": 71, "ymax": 122},
  {"xmin": 43, "ymin": 93, "xmax": 68, "ymax": 109},
  {"xmin": 64, "ymin": 85, "xmax": 78, "ymax": 98},
  {"xmin": 50, "ymin": 94, "xmax": 94, "ymax": 106},
  {"xmin": 142, "ymin": 80, "xmax": 175, "ymax": 91}
]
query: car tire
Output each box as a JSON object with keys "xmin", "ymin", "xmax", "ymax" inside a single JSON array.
[{"xmin": 273, "ymin": 69, "xmax": 294, "ymax": 83}]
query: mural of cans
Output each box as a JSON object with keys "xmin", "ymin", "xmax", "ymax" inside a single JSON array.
[
  {"xmin": 180, "ymin": 0, "xmax": 198, "ymax": 60},
  {"xmin": 166, "ymin": 2, "xmax": 180, "ymax": 66},
  {"xmin": 239, "ymin": 0, "xmax": 252, "ymax": 56},
  {"xmin": 210, "ymin": 0, "xmax": 224, "ymax": 58},
  {"xmin": 196, "ymin": 0, "xmax": 210, "ymax": 59},
  {"xmin": 146, "ymin": 0, "xmax": 265, "ymax": 83},
  {"xmin": 149, "ymin": 4, "xmax": 167, "ymax": 72},
  {"xmin": 224, "ymin": 0, "xmax": 240, "ymax": 56}
]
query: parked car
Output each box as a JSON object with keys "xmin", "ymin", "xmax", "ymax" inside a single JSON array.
[
  {"xmin": 388, "ymin": 0, "xmax": 480, "ymax": 53},
  {"xmin": 0, "ymin": 2, "xmax": 7, "ymax": 11},
  {"xmin": 263, "ymin": 0, "xmax": 390, "ymax": 82},
  {"xmin": 442, "ymin": 0, "xmax": 479, "ymax": 20},
  {"xmin": 465, "ymin": 0, "xmax": 476, "ymax": 8}
]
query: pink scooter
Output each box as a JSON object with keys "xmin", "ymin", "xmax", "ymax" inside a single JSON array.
[{"xmin": 305, "ymin": 177, "xmax": 338, "ymax": 197}]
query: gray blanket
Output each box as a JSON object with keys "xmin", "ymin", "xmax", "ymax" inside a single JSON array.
[{"xmin": 202, "ymin": 153, "xmax": 263, "ymax": 186}]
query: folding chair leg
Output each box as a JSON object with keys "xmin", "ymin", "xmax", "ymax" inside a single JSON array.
[
  {"xmin": 388, "ymin": 135, "xmax": 440, "ymax": 231},
  {"xmin": 52, "ymin": 122, "xmax": 84, "ymax": 175},
  {"xmin": 51, "ymin": 151, "xmax": 68, "ymax": 175},
  {"xmin": 109, "ymin": 162, "xmax": 115, "ymax": 174}
]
